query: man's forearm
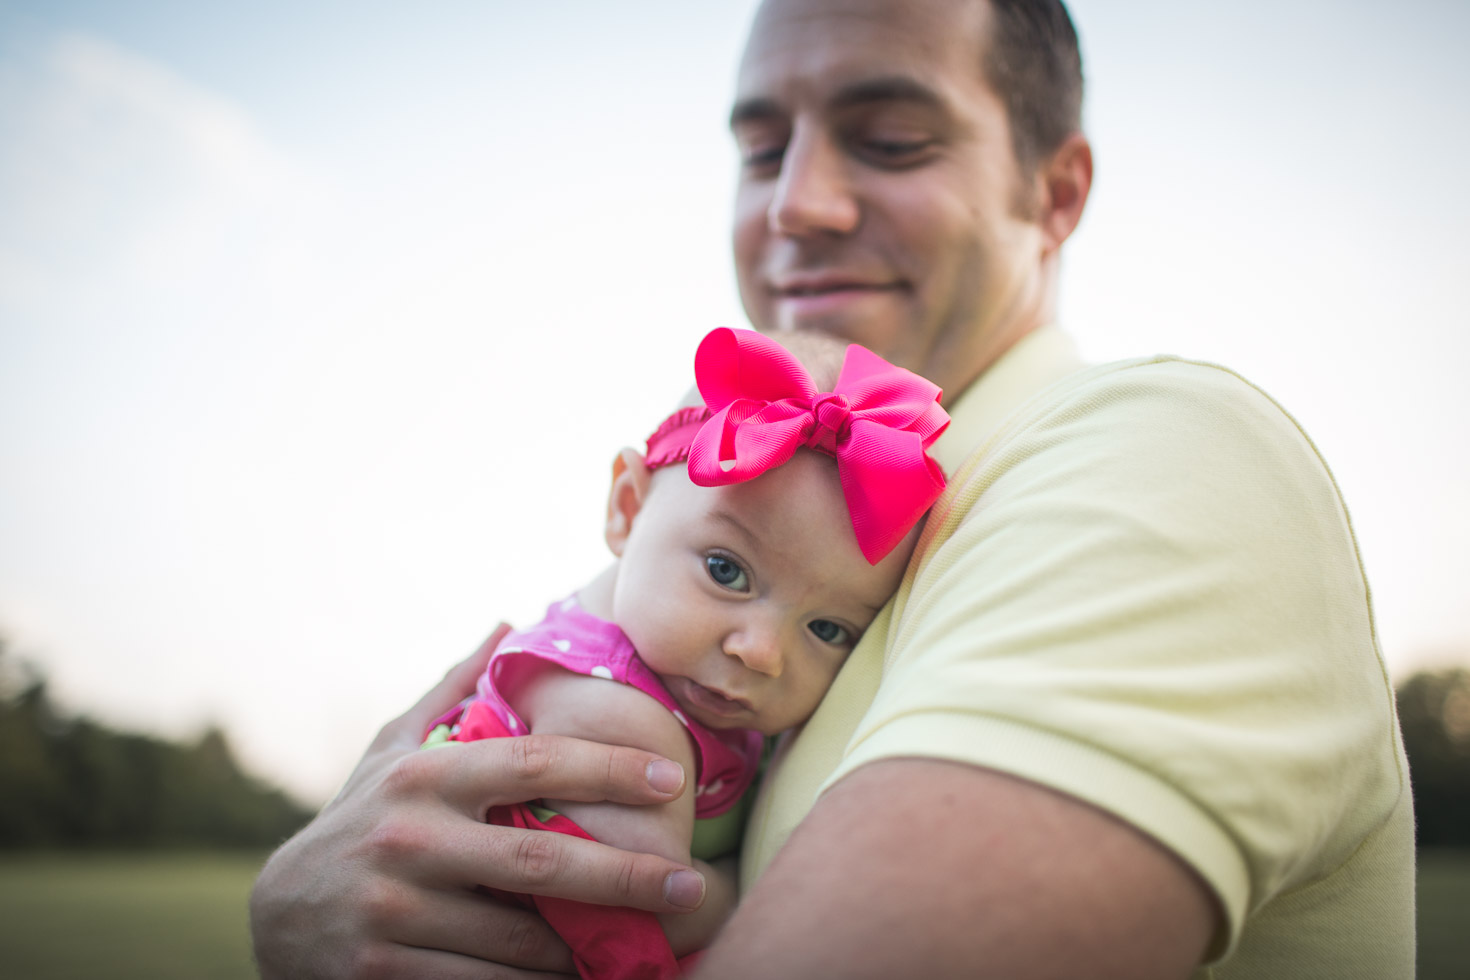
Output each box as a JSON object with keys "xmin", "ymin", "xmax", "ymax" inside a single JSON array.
[{"xmin": 696, "ymin": 757, "xmax": 1218, "ymax": 979}]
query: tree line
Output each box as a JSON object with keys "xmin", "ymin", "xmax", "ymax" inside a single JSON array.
[
  {"xmin": 2, "ymin": 639, "xmax": 1468, "ymax": 849},
  {"xmin": 0, "ymin": 642, "xmax": 315, "ymax": 849},
  {"xmin": 1395, "ymin": 666, "xmax": 1470, "ymax": 848}
]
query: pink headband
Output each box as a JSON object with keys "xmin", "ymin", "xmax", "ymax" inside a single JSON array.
[{"xmin": 645, "ymin": 327, "xmax": 950, "ymax": 564}]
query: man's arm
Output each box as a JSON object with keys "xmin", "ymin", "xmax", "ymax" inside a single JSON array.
[
  {"xmin": 249, "ymin": 632, "xmax": 709, "ymax": 980},
  {"xmin": 696, "ymin": 757, "xmax": 1219, "ymax": 979}
]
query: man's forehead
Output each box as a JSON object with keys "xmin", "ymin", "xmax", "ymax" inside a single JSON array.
[
  {"xmin": 745, "ymin": 0, "xmax": 983, "ymax": 38},
  {"xmin": 736, "ymin": 0, "xmax": 989, "ymax": 106}
]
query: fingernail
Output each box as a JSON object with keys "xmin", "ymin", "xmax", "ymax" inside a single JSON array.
[
  {"xmin": 646, "ymin": 759, "xmax": 684, "ymax": 795},
  {"xmin": 663, "ymin": 869, "xmax": 705, "ymax": 910}
]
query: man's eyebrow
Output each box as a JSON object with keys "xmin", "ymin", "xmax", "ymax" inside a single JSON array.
[
  {"xmin": 729, "ymin": 96, "xmax": 783, "ymax": 130},
  {"xmin": 729, "ymin": 76, "xmax": 946, "ymax": 130},
  {"xmin": 829, "ymin": 76, "xmax": 946, "ymax": 113}
]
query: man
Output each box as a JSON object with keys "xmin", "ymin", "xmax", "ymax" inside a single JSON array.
[{"xmin": 251, "ymin": 0, "xmax": 1415, "ymax": 976}]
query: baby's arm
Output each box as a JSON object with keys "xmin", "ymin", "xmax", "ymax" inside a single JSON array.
[{"xmin": 512, "ymin": 665, "xmax": 737, "ymax": 954}]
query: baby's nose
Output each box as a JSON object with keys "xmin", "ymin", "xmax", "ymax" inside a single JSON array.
[{"xmin": 725, "ymin": 621, "xmax": 784, "ymax": 677}]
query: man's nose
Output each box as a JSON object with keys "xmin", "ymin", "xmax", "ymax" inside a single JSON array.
[
  {"xmin": 768, "ymin": 128, "xmax": 860, "ymax": 238},
  {"xmin": 724, "ymin": 618, "xmax": 785, "ymax": 678}
]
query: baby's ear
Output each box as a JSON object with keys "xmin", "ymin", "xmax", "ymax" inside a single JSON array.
[{"xmin": 605, "ymin": 447, "xmax": 652, "ymax": 557}]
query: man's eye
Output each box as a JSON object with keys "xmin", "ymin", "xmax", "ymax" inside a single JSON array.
[
  {"xmin": 706, "ymin": 556, "xmax": 750, "ymax": 591},
  {"xmin": 808, "ymin": 619, "xmax": 851, "ymax": 645},
  {"xmin": 740, "ymin": 143, "xmax": 786, "ymax": 175},
  {"xmin": 860, "ymin": 138, "xmax": 935, "ymax": 167},
  {"xmin": 732, "ymin": 121, "xmax": 788, "ymax": 176}
]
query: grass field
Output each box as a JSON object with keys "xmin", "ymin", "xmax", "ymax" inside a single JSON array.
[
  {"xmin": 1417, "ymin": 849, "xmax": 1470, "ymax": 980},
  {"xmin": 0, "ymin": 849, "xmax": 1466, "ymax": 977},
  {"xmin": 0, "ymin": 851, "xmax": 267, "ymax": 980}
]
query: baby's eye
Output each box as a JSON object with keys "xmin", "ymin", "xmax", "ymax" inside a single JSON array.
[
  {"xmin": 807, "ymin": 619, "xmax": 851, "ymax": 646},
  {"xmin": 706, "ymin": 555, "xmax": 749, "ymax": 592}
]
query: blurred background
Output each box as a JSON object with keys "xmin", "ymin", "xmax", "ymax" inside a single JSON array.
[{"xmin": 1, "ymin": 0, "xmax": 1467, "ymax": 976}]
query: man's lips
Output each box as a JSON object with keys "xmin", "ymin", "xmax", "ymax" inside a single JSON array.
[
  {"xmin": 771, "ymin": 275, "xmax": 903, "ymax": 297},
  {"xmin": 768, "ymin": 276, "xmax": 905, "ymax": 320}
]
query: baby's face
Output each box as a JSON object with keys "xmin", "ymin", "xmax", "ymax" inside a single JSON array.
[{"xmin": 611, "ymin": 450, "xmax": 917, "ymax": 736}]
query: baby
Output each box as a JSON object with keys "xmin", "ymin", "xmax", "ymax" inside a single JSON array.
[{"xmin": 425, "ymin": 326, "xmax": 949, "ymax": 978}]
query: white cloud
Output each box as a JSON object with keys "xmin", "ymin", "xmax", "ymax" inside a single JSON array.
[{"xmin": 0, "ymin": 34, "xmax": 323, "ymax": 310}]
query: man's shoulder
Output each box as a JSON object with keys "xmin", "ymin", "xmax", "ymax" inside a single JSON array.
[
  {"xmin": 949, "ymin": 353, "xmax": 1330, "ymax": 493},
  {"xmin": 926, "ymin": 352, "xmax": 1359, "ymax": 597},
  {"xmin": 1020, "ymin": 354, "xmax": 1298, "ymax": 428}
]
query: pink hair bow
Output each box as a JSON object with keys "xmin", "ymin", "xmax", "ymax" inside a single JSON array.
[{"xmin": 686, "ymin": 328, "xmax": 949, "ymax": 564}]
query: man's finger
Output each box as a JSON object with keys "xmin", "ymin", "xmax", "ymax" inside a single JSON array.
[
  {"xmin": 350, "ymin": 943, "xmax": 573, "ymax": 980},
  {"xmin": 429, "ymin": 734, "xmax": 686, "ymax": 814},
  {"xmin": 380, "ymin": 883, "xmax": 576, "ymax": 974},
  {"xmin": 441, "ymin": 822, "xmax": 705, "ymax": 913},
  {"xmin": 374, "ymin": 624, "xmax": 512, "ymax": 752}
]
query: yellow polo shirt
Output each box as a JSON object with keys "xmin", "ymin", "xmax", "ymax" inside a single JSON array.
[{"xmin": 741, "ymin": 326, "xmax": 1415, "ymax": 977}]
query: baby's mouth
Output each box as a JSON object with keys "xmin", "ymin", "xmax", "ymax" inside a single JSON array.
[{"xmin": 679, "ymin": 678, "xmax": 751, "ymax": 719}]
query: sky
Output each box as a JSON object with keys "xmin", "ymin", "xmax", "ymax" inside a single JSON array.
[{"xmin": 2, "ymin": 0, "xmax": 1467, "ymax": 805}]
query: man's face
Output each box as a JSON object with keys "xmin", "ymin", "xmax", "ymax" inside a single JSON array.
[
  {"xmin": 731, "ymin": 0, "xmax": 1046, "ymax": 399},
  {"xmin": 610, "ymin": 453, "xmax": 912, "ymax": 736}
]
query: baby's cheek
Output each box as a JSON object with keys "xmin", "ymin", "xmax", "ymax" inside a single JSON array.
[
  {"xmin": 623, "ymin": 598, "xmax": 690, "ymax": 673},
  {"xmin": 657, "ymin": 608, "xmax": 706, "ymax": 670},
  {"xmin": 790, "ymin": 663, "xmax": 836, "ymax": 722}
]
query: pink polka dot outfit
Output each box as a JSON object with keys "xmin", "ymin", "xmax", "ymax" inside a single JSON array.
[
  {"xmin": 446, "ymin": 594, "xmax": 763, "ymax": 816},
  {"xmin": 428, "ymin": 595, "xmax": 764, "ymax": 979}
]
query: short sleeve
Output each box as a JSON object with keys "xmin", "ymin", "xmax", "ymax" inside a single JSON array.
[{"xmin": 829, "ymin": 358, "xmax": 1407, "ymax": 958}]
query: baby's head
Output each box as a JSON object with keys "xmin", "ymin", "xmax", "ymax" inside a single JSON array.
[{"xmin": 603, "ymin": 328, "xmax": 948, "ymax": 736}]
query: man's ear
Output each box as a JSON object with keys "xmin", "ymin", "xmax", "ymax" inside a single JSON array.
[
  {"xmin": 606, "ymin": 447, "xmax": 652, "ymax": 557},
  {"xmin": 1037, "ymin": 132, "xmax": 1093, "ymax": 254}
]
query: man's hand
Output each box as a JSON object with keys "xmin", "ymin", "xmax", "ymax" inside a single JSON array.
[{"xmin": 249, "ymin": 629, "xmax": 706, "ymax": 979}]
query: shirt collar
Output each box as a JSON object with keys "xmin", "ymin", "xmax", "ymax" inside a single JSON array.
[{"xmin": 932, "ymin": 324, "xmax": 1088, "ymax": 474}]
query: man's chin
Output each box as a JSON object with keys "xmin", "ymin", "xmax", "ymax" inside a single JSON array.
[{"xmin": 764, "ymin": 316, "xmax": 904, "ymax": 365}]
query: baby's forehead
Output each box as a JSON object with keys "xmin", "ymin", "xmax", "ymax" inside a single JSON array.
[{"xmin": 666, "ymin": 453, "xmax": 907, "ymax": 602}]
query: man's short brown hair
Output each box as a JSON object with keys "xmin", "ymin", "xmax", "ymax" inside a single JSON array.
[{"xmin": 982, "ymin": 0, "xmax": 1085, "ymax": 170}]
